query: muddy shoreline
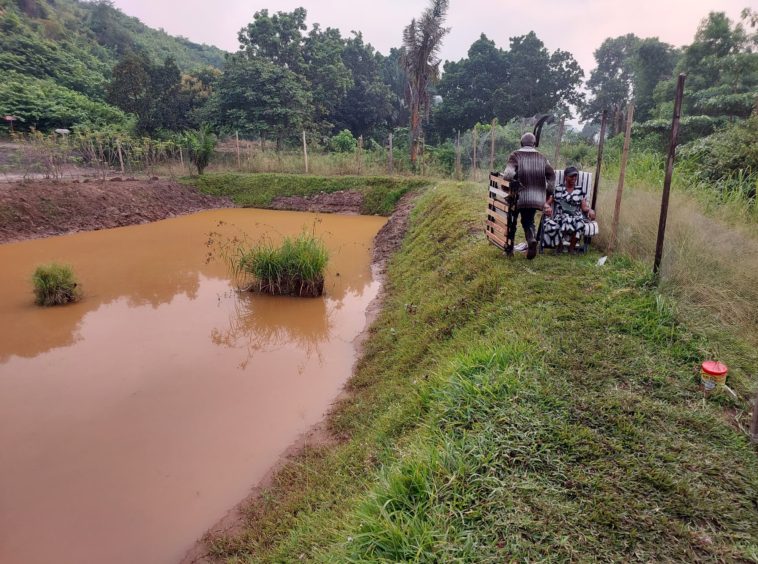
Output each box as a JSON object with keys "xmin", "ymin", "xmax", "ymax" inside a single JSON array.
[{"xmin": 0, "ymin": 179, "xmax": 233, "ymax": 244}]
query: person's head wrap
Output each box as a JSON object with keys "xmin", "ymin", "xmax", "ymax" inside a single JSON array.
[{"xmin": 564, "ymin": 166, "xmax": 579, "ymax": 177}]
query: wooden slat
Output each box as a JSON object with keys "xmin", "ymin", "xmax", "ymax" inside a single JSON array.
[
  {"xmin": 486, "ymin": 219, "xmax": 507, "ymax": 235},
  {"xmin": 489, "ymin": 207, "xmax": 509, "ymax": 222},
  {"xmin": 488, "ymin": 212, "xmax": 507, "ymax": 230},
  {"xmin": 488, "ymin": 187, "xmax": 509, "ymax": 200},
  {"xmin": 489, "ymin": 174, "xmax": 510, "ymax": 190},
  {"xmin": 487, "ymin": 197, "xmax": 509, "ymax": 213},
  {"xmin": 486, "ymin": 230, "xmax": 506, "ymax": 249}
]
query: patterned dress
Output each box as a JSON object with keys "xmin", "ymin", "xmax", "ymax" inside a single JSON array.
[{"xmin": 543, "ymin": 183, "xmax": 587, "ymax": 247}]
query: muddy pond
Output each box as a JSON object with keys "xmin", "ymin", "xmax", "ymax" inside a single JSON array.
[{"xmin": 0, "ymin": 209, "xmax": 386, "ymax": 564}]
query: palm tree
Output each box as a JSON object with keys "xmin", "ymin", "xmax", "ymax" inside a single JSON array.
[{"xmin": 402, "ymin": 0, "xmax": 450, "ymax": 168}]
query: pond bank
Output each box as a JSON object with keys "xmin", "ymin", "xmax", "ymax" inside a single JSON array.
[
  {"xmin": 195, "ymin": 181, "xmax": 758, "ymax": 562},
  {"xmin": 0, "ymin": 179, "xmax": 231, "ymax": 244}
]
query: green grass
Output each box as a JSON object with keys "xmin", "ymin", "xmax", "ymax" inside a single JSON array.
[
  {"xmin": 32, "ymin": 263, "xmax": 81, "ymax": 306},
  {"xmin": 185, "ymin": 173, "xmax": 428, "ymax": 216},
  {"xmin": 239, "ymin": 233, "xmax": 329, "ymax": 297},
  {"xmin": 206, "ymin": 182, "xmax": 758, "ymax": 562}
]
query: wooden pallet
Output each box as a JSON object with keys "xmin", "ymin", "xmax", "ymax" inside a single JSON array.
[{"xmin": 485, "ymin": 172, "xmax": 515, "ymax": 251}]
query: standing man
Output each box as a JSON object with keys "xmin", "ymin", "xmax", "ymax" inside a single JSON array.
[{"xmin": 503, "ymin": 132, "xmax": 556, "ymax": 259}]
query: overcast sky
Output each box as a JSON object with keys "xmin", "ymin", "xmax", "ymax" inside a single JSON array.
[{"xmin": 111, "ymin": 0, "xmax": 748, "ymax": 75}]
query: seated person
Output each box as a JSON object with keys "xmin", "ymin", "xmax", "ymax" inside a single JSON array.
[{"xmin": 543, "ymin": 166, "xmax": 596, "ymax": 253}]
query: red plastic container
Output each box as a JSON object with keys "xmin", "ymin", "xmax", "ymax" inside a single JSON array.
[{"xmin": 701, "ymin": 361, "xmax": 728, "ymax": 393}]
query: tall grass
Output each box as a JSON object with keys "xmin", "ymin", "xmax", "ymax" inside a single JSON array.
[
  {"xmin": 239, "ymin": 233, "xmax": 329, "ymax": 297},
  {"xmin": 32, "ymin": 263, "xmax": 81, "ymax": 306},
  {"xmin": 594, "ymin": 171, "xmax": 758, "ymax": 348}
]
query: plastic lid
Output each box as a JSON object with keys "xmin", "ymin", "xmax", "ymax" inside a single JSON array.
[{"xmin": 701, "ymin": 361, "xmax": 728, "ymax": 376}]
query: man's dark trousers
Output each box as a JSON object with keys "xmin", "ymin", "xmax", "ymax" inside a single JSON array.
[{"xmin": 518, "ymin": 208, "xmax": 538, "ymax": 242}]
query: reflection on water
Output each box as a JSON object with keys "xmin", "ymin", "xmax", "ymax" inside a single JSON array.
[
  {"xmin": 0, "ymin": 209, "xmax": 385, "ymax": 564},
  {"xmin": 211, "ymin": 291, "xmax": 332, "ymax": 370}
]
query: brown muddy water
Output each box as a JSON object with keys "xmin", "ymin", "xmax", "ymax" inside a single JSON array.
[{"xmin": 0, "ymin": 209, "xmax": 386, "ymax": 564}]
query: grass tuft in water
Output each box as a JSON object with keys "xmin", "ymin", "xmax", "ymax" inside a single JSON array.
[
  {"xmin": 239, "ymin": 233, "xmax": 329, "ymax": 297},
  {"xmin": 32, "ymin": 263, "xmax": 81, "ymax": 306}
]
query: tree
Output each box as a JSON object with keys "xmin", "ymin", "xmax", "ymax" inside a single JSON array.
[
  {"xmin": 382, "ymin": 47, "xmax": 410, "ymax": 128},
  {"xmin": 631, "ymin": 38, "xmax": 678, "ymax": 121},
  {"xmin": 583, "ymin": 34, "xmax": 640, "ymax": 133},
  {"xmin": 302, "ymin": 25, "xmax": 353, "ymax": 132},
  {"xmin": 237, "ymin": 8, "xmax": 307, "ymax": 73},
  {"xmin": 106, "ymin": 54, "xmax": 184, "ymax": 133},
  {"xmin": 657, "ymin": 11, "xmax": 758, "ymax": 121},
  {"xmin": 106, "ymin": 52, "xmax": 151, "ymax": 121},
  {"xmin": 433, "ymin": 32, "xmax": 584, "ymax": 136},
  {"xmin": 401, "ymin": 0, "xmax": 450, "ymax": 167},
  {"xmin": 332, "ymin": 33, "xmax": 394, "ymax": 138},
  {"xmin": 232, "ymin": 8, "xmax": 359, "ymax": 137},
  {"xmin": 212, "ymin": 55, "xmax": 311, "ymax": 148},
  {"xmin": 501, "ymin": 32, "xmax": 584, "ymax": 118},
  {"xmin": 433, "ymin": 35, "xmax": 508, "ymax": 134}
]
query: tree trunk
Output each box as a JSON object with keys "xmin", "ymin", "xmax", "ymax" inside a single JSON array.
[{"xmin": 410, "ymin": 106, "xmax": 421, "ymax": 168}]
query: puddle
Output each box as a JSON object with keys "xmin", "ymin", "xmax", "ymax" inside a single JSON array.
[{"xmin": 0, "ymin": 209, "xmax": 386, "ymax": 564}]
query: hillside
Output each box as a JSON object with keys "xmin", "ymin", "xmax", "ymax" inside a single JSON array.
[{"xmin": 0, "ymin": 0, "xmax": 227, "ymax": 129}]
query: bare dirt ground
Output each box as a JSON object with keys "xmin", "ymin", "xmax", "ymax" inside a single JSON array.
[
  {"xmin": 0, "ymin": 179, "xmax": 232, "ymax": 244},
  {"xmin": 268, "ymin": 189, "xmax": 364, "ymax": 214}
]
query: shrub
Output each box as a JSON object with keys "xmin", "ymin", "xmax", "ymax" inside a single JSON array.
[
  {"xmin": 32, "ymin": 263, "xmax": 81, "ymax": 306},
  {"xmin": 239, "ymin": 233, "xmax": 329, "ymax": 297},
  {"xmin": 330, "ymin": 129, "xmax": 357, "ymax": 153},
  {"xmin": 184, "ymin": 124, "xmax": 216, "ymax": 175}
]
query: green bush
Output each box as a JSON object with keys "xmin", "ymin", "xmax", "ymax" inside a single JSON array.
[
  {"xmin": 183, "ymin": 124, "xmax": 216, "ymax": 175},
  {"xmin": 32, "ymin": 263, "xmax": 81, "ymax": 306},
  {"xmin": 0, "ymin": 71, "xmax": 130, "ymax": 131},
  {"xmin": 330, "ymin": 129, "xmax": 357, "ymax": 153},
  {"xmin": 678, "ymin": 115, "xmax": 758, "ymax": 194},
  {"xmin": 240, "ymin": 233, "xmax": 329, "ymax": 297}
]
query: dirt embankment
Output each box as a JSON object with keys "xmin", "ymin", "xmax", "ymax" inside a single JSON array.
[
  {"xmin": 0, "ymin": 179, "xmax": 232, "ymax": 244},
  {"xmin": 268, "ymin": 189, "xmax": 364, "ymax": 214}
]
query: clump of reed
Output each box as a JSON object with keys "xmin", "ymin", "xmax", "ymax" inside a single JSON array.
[
  {"xmin": 239, "ymin": 233, "xmax": 329, "ymax": 297},
  {"xmin": 32, "ymin": 263, "xmax": 81, "ymax": 306}
]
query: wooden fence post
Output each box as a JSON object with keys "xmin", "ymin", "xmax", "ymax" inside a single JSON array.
[
  {"xmin": 455, "ymin": 131, "xmax": 462, "ymax": 180},
  {"xmin": 472, "ymin": 128, "xmax": 478, "ymax": 181},
  {"xmin": 235, "ymin": 131, "xmax": 241, "ymax": 170},
  {"xmin": 610, "ymin": 102, "xmax": 635, "ymax": 252},
  {"xmin": 489, "ymin": 118, "xmax": 497, "ymax": 172},
  {"xmin": 302, "ymin": 130, "xmax": 309, "ymax": 174},
  {"xmin": 359, "ymin": 135, "xmax": 364, "ymax": 174},
  {"xmin": 116, "ymin": 138, "xmax": 125, "ymax": 175},
  {"xmin": 388, "ymin": 132, "xmax": 394, "ymax": 175},
  {"xmin": 554, "ymin": 116, "xmax": 565, "ymax": 167},
  {"xmin": 591, "ymin": 109, "xmax": 608, "ymax": 210},
  {"xmin": 653, "ymin": 74, "xmax": 686, "ymax": 275}
]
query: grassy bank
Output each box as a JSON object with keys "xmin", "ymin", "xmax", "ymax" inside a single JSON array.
[
  {"xmin": 206, "ymin": 182, "xmax": 758, "ymax": 562},
  {"xmin": 594, "ymin": 168, "xmax": 758, "ymax": 352},
  {"xmin": 185, "ymin": 173, "xmax": 427, "ymax": 216}
]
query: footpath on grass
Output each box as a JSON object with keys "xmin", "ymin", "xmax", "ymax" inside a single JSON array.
[{"xmin": 201, "ymin": 181, "xmax": 758, "ymax": 562}]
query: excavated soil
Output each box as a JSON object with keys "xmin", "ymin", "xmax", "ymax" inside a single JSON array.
[
  {"xmin": 268, "ymin": 189, "xmax": 364, "ymax": 214},
  {"xmin": 0, "ymin": 179, "xmax": 232, "ymax": 244}
]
